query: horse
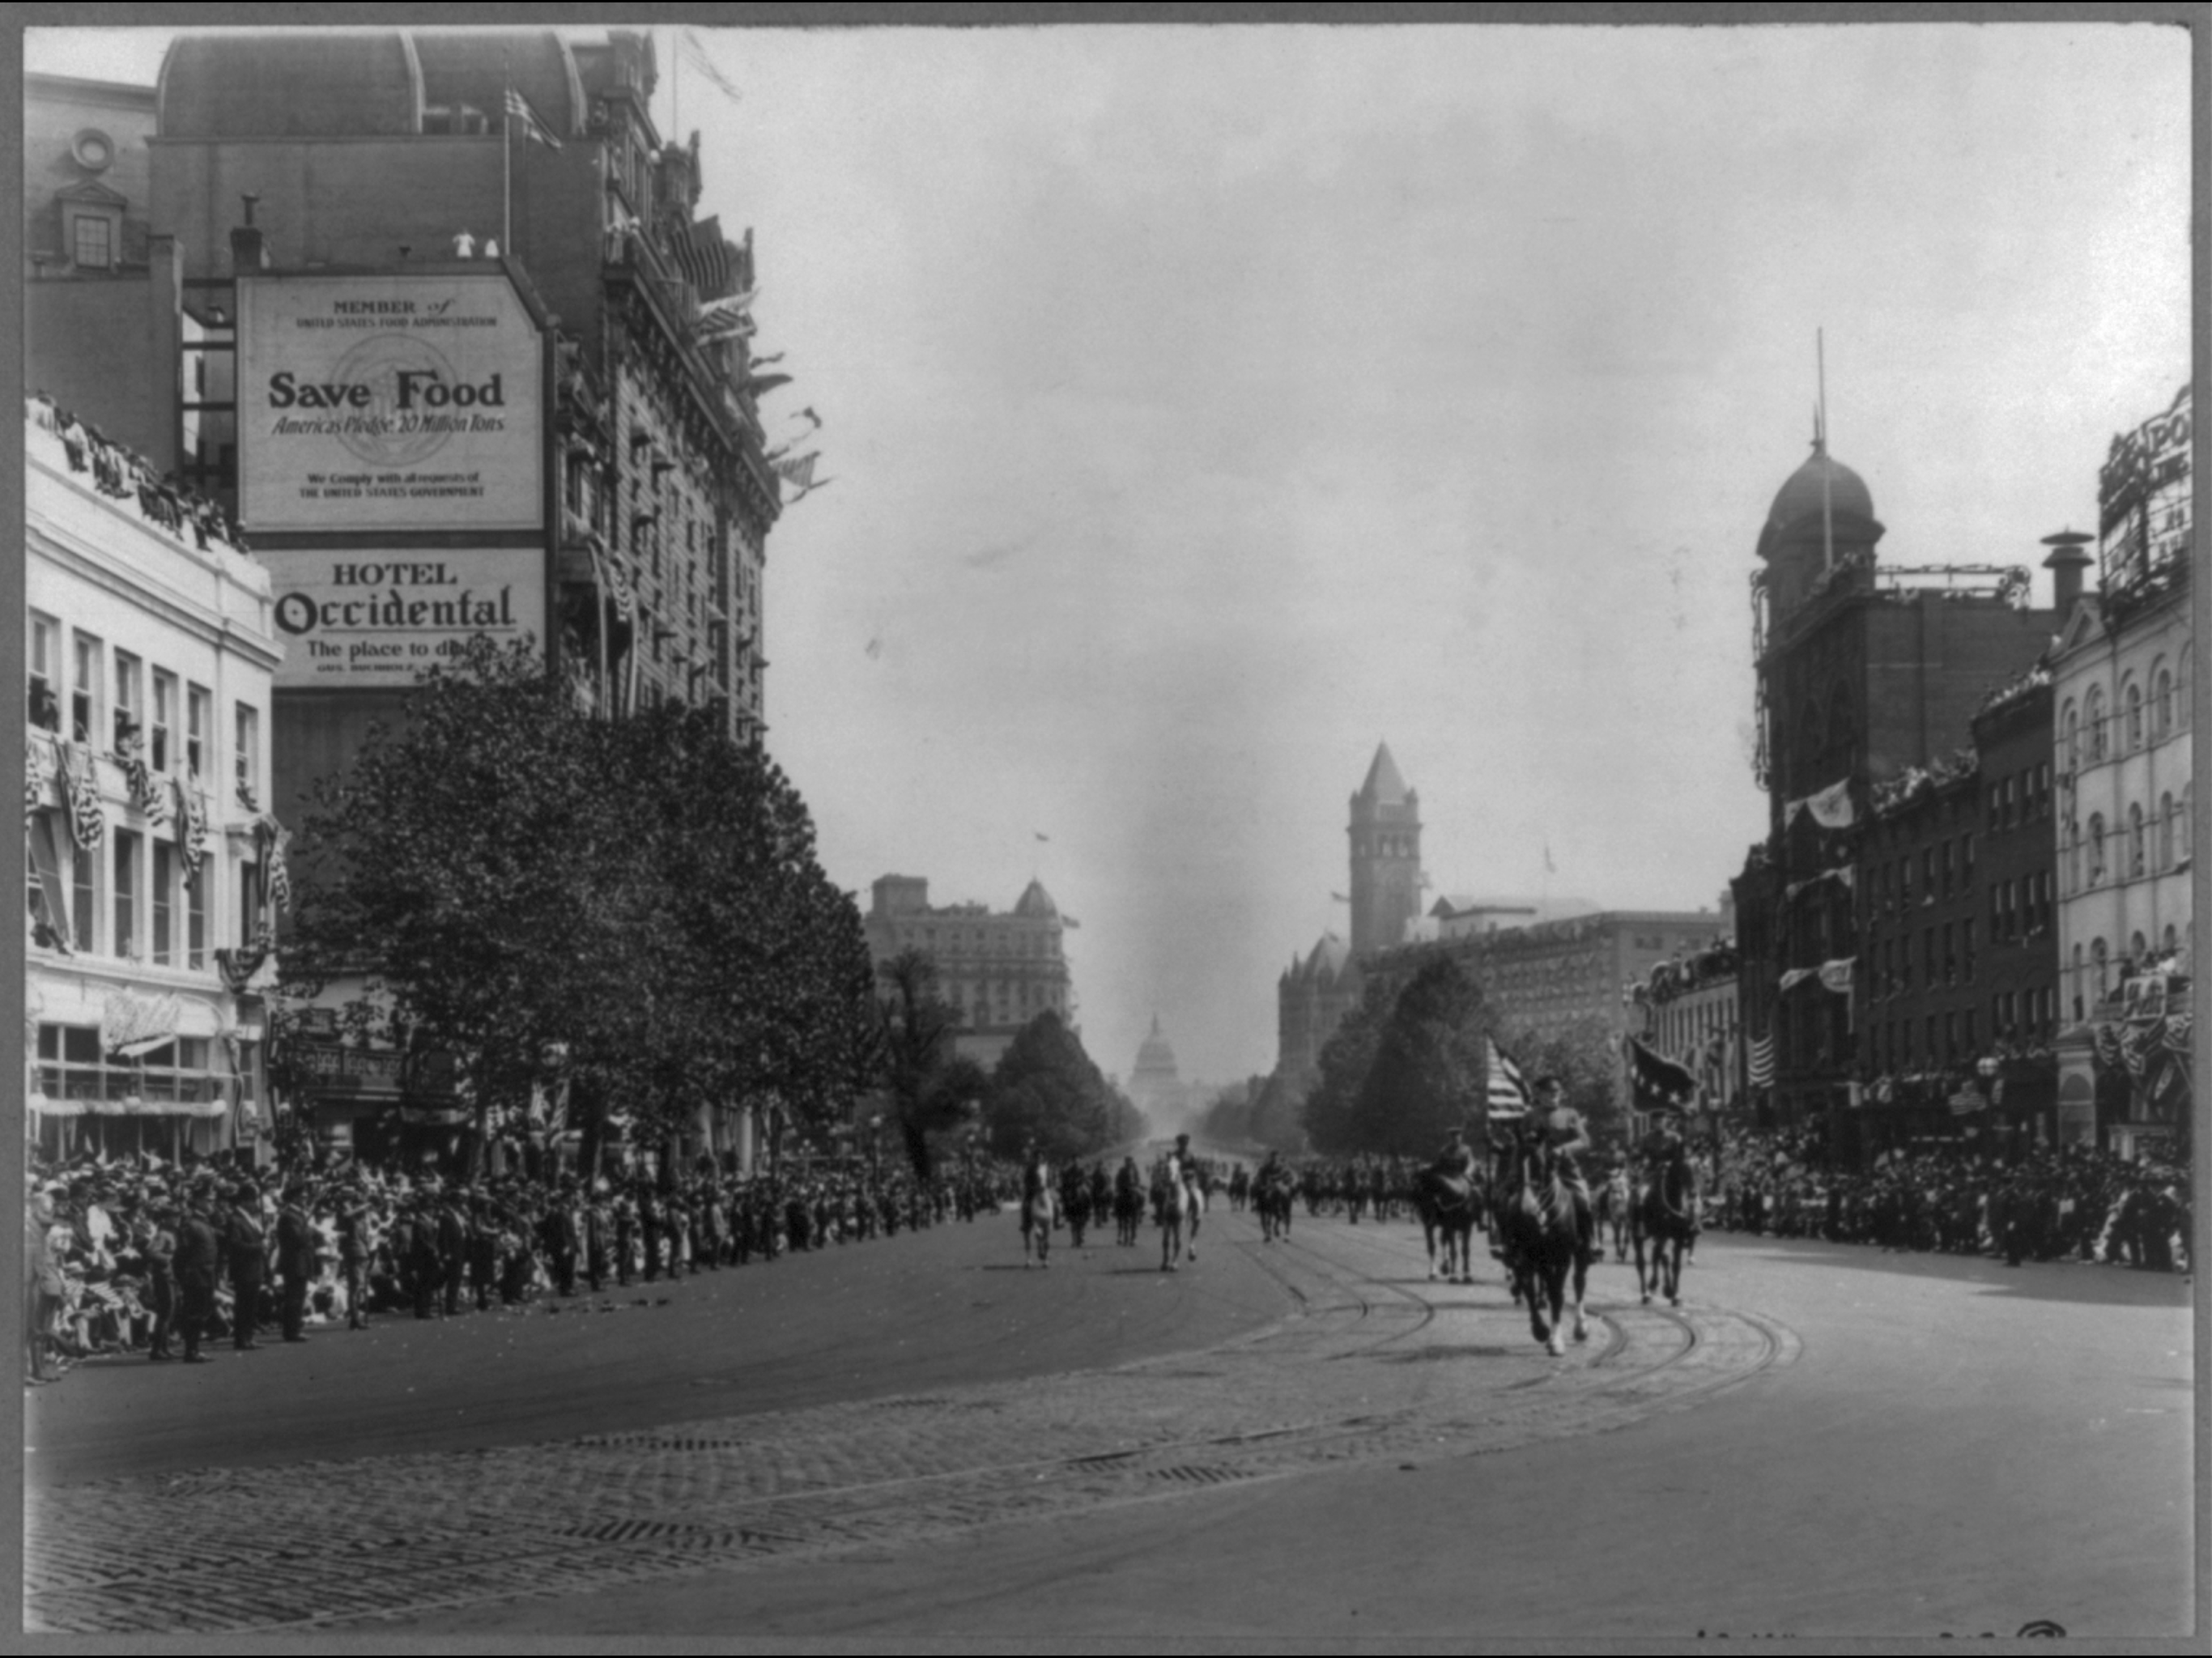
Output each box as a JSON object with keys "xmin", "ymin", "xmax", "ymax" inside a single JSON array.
[
  {"xmin": 1598, "ymin": 1167, "xmax": 1635, "ymax": 1263},
  {"xmin": 1632, "ymin": 1141, "xmax": 1699, "ymax": 1307},
  {"xmin": 1019, "ymin": 1157, "xmax": 1058, "ymax": 1269},
  {"xmin": 1495, "ymin": 1138, "xmax": 1594, "ymax": 1355},
  {"xmin": 1059, "ymin": 1166, "xmax": 1092, "ymax": 1248},
  {"xmin": 1113, "ymin": 1168, "xmax": 1145, "ymax": 1246},
  {"xmin": 1414, "ymin": 1166, "xmax": 1482, "ymax": 1284},
  {"xmin": 1256, "ymin": 1165, "xmax": 1296, "ymax": 1244},
  {"xmin": 1152, "ymin": 1154, "xmax": 1199, "ymax": 1272}
]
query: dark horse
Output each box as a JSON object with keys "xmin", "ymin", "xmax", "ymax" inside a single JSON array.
[
  {"xmin": 1256, "ymin": 1165, "xmax": 1296, "ymax": 1244},
  {"xmin": 1494, "ymin": 1138, "xmax": 1594, "ymax": 1354},
  {"xmin": 1414, "ymin": 1167, "xmax": 1483, "ymax": 1283},
  {"xmin": 1633, "ymin": 1141, "xmax": 1699, "ymax": 1307}
]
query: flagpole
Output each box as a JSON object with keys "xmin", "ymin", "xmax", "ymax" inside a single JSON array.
[
  {"xmin": 502, "ymin": 57, "xmax": 513, "ymax": 254},
  {"xmin": 1818, "ymin": 328, "xmax": 1833, "ymax": 574}
]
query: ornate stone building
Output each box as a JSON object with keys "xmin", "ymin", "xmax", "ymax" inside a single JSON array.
[{"xmin": 865, "ymin": 875, "xmax": 1074, "ymax": 1069}]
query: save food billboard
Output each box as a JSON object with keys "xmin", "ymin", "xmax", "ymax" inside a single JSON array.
[{"xmin": 236, "ymin": 271, "xmax": 544, "ymax": 535}]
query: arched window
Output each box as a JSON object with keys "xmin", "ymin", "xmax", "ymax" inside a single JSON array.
[
  {"xmin": 2065, "ymin": 819, "xmax": 2081, "ymax": 894},
  {"xmin": 2130, "ymin": 803, "xmax": 2146, "ymax": 877},
  {"xmin": 2086, "ymin": 687, "xmax": 2107, "ymax": 760},
  {"xmin": 2091, "ymin": 937, "xmax": 2108, "ymax": 1004},
  {"xmin": 2164, "ymin": 924, "xmax": 2179, "ymax": 961},
  {"xmin": 2062, "ymin": 701, "xmax": 2080, "ymax": 771},
  {"xmin": 2153, "ymin": 661, "xmax": 2174, "ymax": 739},
  {"xmin": 2087, "ymin": 813, "xmax": 2105, "ymax": 885},
  {"xmin": 2129, "ymin": 932, "xmax": 2147, "ymax": 975},
  {"xmin": 2071, "ymin": 943, "xmax": 2084, "ymax": 1021},
  {"xmin": 2125, "ymin": 680, "xmax": 2144, "ymax": 750},
  {"xmin": 2181, "ymin": 644, "xmax": 2194, "ymax": 729},
  {"xmin": 2160, "ymin": 793, "xmax": 2177, "ymax": 869}
]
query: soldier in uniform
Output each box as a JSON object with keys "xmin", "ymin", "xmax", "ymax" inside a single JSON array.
[
  {"xmin": 337, "ymin": 1190, "xmax": 373, "ymax": 1329},
  {"xmin": 275, "ymin": 1182, "xmax": 318, "ymax": 1342},
  {"xmin": 173, "ymin": 1188, "xmax": 222, "ymax": 1363},
  {"xmin": 224, "ymin": 1184, "xmax": 269, "ymax": 1350}
]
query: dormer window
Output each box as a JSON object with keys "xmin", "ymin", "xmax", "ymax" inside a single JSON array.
[{"xmin": 56, "ymin": 180, "xmax": 128, "ymax": 274}]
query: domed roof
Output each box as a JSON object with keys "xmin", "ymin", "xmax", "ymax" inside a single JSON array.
[
  {"xmin": 1766, "ymin": 440, "xmax": 1875, "ymax": 536},
  {"xmin": 1133, "ymin": 1016, "xmax": 1179, "ymax": 1079},
  {"xmin": 1013, "ymin": 878, "xmax": 1059, "ymax": 920}
]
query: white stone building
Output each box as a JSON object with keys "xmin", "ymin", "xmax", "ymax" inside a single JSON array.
[
  {"xmin": 26, "ymin": 397, "xmax": 284, "ymax": 1160},
  {"xmin": 2049, "ymin": 382, "xmax": 2193, "ymax": 1154}
]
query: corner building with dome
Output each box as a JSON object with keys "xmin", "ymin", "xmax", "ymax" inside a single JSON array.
[
  {"xmin": 1732, "ymin": 428, "xmax": 2062, "ymax": 1161},
  {"xmin": 865, "ymin": 874, "xmax": 1074, "ymax": 1069}
]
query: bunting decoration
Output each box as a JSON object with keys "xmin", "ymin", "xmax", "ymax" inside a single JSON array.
[
  {"xmin": 1784, "ymin": 779, "xmax": 1856, "ymax": 831},
  {"xmin": 772, "ymin": 451, "xmax": 819, "ymax": 491},
  {"xmin": 61, "ymin": 742, "xmax": 105, "ymax": 851},
  {"xmin": 1485, "ymin": 1039, "xmax": 1530, "ymax": 1118},
  {"xmin": 257, "ymin": 815, "xmax": 294, "ymax": 915},
  {"xmin": 215, "ymin": 922, "xmax": 276, "ymax": 994},
  {"xmin": 1819, "ymin": 958, "xmax": 1856, "ymax": 995},
  {"xmin": 117, "ymin": 731, "xmax": 170, "ymax": 827},
  {"xmin": 1779, "ymin": 967, "xmax": 1818, "ymax": 993},
  {"xmin": 26, "ymin": 736, "xmax": 46, "ymax": 822}
]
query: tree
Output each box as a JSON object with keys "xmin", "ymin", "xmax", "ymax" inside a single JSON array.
[
  {"xmin": 1500, "ymin": 1016, "xmax": 1625, "ymax": 1143},
  {"xmin": 874, "ymin": 948, "xmax": 980, "ymax": 1179},
  {"xmin": 1300, "ymin": 975, "xmax": 1396, "ymax": 1154},
  {"xmin": 1352, "ymin": 955, "xmax": 1491, "ymax": 1154},
  {"xmin": 984, "ymin": 1010, "xmax": 1124, "ymax": 1163}
]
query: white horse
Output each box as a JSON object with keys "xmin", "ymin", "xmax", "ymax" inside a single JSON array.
[
  {"xmin": 1020, "ymin": 1155, "xmax": 1058, "ymax": 1269},
  {"xmin": 1152, "ymin": 1154, "xmax": 1200, "ymax": 1272}
]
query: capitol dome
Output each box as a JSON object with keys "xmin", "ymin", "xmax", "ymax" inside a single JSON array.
[{"xmin": 1134, "ymin": 1016, "xmax": 1178, "ymax": 1078}]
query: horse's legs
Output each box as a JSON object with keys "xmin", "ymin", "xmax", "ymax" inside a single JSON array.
[{"xmin": 1570, "ymin": 1243, "xmax": 1591, "ymax": 1341}]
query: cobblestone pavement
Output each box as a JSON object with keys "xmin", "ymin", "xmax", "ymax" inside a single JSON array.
[{"xmin": 26, "ymin": 1220, "xmax": 1796, "ymax": 1634}]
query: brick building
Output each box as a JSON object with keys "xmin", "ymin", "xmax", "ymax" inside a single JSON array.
[{"xmin": 1733, "ymin": 427, "xmax": 2061, "ymax": 1158}]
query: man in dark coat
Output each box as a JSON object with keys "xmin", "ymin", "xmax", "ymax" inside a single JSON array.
[
  {"xmin": 437, "ymin": 1192, "xmax": 471, "ymax": 1316},
  {"xmin": 224, "ymin": 1185, "xmax": 269, "ymax": 1350},
  {"xmin": 142, "ymin": 1202, "xmax": 179, "ymax": 1360},
  {"xmin": 173, "ymin": 1191, "xmax": 222, "ymax": 1363},
  {"xmin": 410, "ymin": 1197, "xmax": 445, "ymax": 1319},
  {"xmin": 337, "ymin": 1192, "xmax": 372, "ymax": 1329},
  {"xmin": 275, "ymin": 1182, "xmax": 318, "ymax": 1341}
]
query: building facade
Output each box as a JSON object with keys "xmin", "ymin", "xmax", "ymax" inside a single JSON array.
[
  {"xmin": 28, "ymin": 397, "xmax": 283, "ymax": 1160},
  {"xmin": 2050, "ymin": 382, "xmax": 2193, "ymax": 1158},
  {"xmin": 1631, "ymin": 939, "xmax": 1742, "ymax": 1133},
  {"xmin": 865, "ymin": 875, "xmax": 1074, "ymax": 1069},
  {"xmin": 1348, "ymin": 743, "xmax": 1422, "ymax": 957},
  {"xmin": 1275, "ymin": 933, "xmax": 1360, "ymax": 1086},
  {"xmin": 1733, "ymin": 429, "xmax": 2061, "ymax": 1157}
]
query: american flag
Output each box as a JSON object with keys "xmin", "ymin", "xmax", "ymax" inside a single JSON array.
[
  {"xmin": 1747, "ymin": 1031, "xmax": 1775, "ymax": 1089},
  {"xmin": 772, "ymin": 451, "xmax": 819, "ymax": 491},
  {"xmin": 62, "ymin": 742, "xmax": 105, "ymax": 851},
  {"xmin": 504, "ymin": 87, "xmax": 563, "ymax": 149},
  {"xmin": 1486, "ymin": 1039, "xmax": 1530, "ymax": 1118},
  {"xmin": 25, "ymin": 738, "xmax": 45, "ymax": 822}
]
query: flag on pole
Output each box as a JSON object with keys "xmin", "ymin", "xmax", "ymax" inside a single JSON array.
[
  {"xmin": 1035, "ymin": 831, "xmax": 1049, "ymax": 843},
  {"xmin": 1485, "ymin": 1039, "xmax": 1530, "ymax": 1118},
  {"xmin": 771, "ymin": 451, "xmax": 819, "ymax": 491},
  {"xmin": 504, "ymin": 87, "xmax": 564, "ymax": 149},
  {"xmin": 679, "ymin": 28, "xmax": 744, "ymax": 104}
]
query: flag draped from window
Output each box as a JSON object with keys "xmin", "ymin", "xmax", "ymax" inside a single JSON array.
[
  {"xmin": 215, "ymin": 922, "xmax": 275, "ymax": 994},
  {"xmin": 504, "ymin": 87, "xmax": 564, "ymax": 149},
  {"xmin": 177, "ymin": 772, "xmax": 210, "ymax": 882},
  {"xmin": 1485, "ymin": 1039, "xmax": 1529, "ymax": 1118},
  {"xmin": 1746, "ymin": 1032, "xmax": 1776, "ymax": 1088},
  {"xmin": 256, "ymin": 815, "xmax": 293, "ymax": 915},
  {"xmin": 62, "ymin": 742, "xmax": 104, "ymax": 850},
  {"xmin": 25, "ymin": 736, "xmax": 46, "ymax": 822},
  {"xmin": 118, "ymin": 733, "xmax": 170, "ymax": 827}
]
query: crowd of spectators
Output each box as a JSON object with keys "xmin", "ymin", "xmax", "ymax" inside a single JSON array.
[
  {"xmin": 24, "ymin": 1146, "xmax": 1027, "ymax": 1385},
  {"xmin": 1691, "ymin": 1126, "xmax": 2191, "ymax": 1273}
]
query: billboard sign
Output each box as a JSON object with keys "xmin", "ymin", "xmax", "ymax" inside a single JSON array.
[
  {"xmin": 236, "ymin": 271, "xmax": 543, "ymax": 534},
  {"xmin": 262, "ymin": 547, "xmax": 544, "ymax": 687}
]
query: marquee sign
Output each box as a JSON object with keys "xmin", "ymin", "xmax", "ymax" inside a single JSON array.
[
  {"xmin": 236, "ymin": 271, "xmax": 544, "ymax": 535},
  {"xmin": 2097, "ymin": 382, "xmax": 2192, "ymax": 597},
  {"xmin": 260, "ymin": 547, "xmax": 544, "ymax": 687}
]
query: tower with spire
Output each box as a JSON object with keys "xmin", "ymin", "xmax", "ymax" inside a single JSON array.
[{"xmin": 1348, "ymin": 742, "xmax": 1423, "ymax": 956}]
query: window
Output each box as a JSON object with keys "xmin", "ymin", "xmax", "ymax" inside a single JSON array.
[
  {"xmin": 2062, "ymin": 703, "xmax": 2079, "ymax": 770},
  {"xmin": 1961, "ymin": 832, "xmax": 1974, "ymax": 887},
  {"xmin": 1963, "ymin": 920, "xmax": 1976, "ymax": 983},
  {"xmin": 2086, "ymin": 687, "xmax": 2106, "ymax": 760},
  {"xmin": 113, "ymin": 651, "xmax": 142, "ymax": 752},
  {"xmin": 71, "ymin": 829, "xmax": 96, "ymax": 952},
  {"xmin": 239, "ymin": 857, "xmax": 261, "ymax": 946},
  {"xmin": 71, "ymin": 631, "xmax": 101, "ymax": 744},
  {"xmin": 151, "ymin": 673, "xmax": 176, "ymax": 772},
  {"xmin": 2129, "ymin": 804, "xmax": 2146, "ymax": 878},
  {"xmin": 187, "ymin": 862, "xmax": 206, "ymax": 969},
  {"xmin": 152, "ymin": 843, "xmax": 173, "ymax": 965},
  {"xmin": 2087, "ymin": 814, "xmax": 2105, "ymax": 886},
  {"xmin": 1942, "ymin": 923, "xmax": 1956, "ymax": 984},
  {"xmin": 1921, "ymin": 848, "xmax": 1937, "ymax": 902},
  {"xmin": 2161, "ymin": 793, "xmax": 2178, "ymax": 870},
  {"xmin": 2071, "ymin": 944, "xmax": 2083, "ymax": 1022},
  {"xmin": 234, "ymin": 703, "xmax": 259, "ymax": 803},
  {"xmin": 28, "ymin": 614, "xmax": 60, "ymax": 732},
  {"xmin": 71, "ymin": 212, "xmax": 113, "ymax": 270},
  {"xmin": 2125, "ymin": 681, "xmax": 2144, "ymax": 750},
  {"xmin": 1941, "ymin": 841, "xmax": 1955, "ymax": 899},
  {"xmin": 113, "ymin": 830, "xmax": 138, "ymax": 958},
  {"xmin": 186, "ymin": 685, "xmax": 210, "ymax": 776},
  {"xmin": 2155, "ymin": 666, "xmax": 2175, "ymax": 739},
  {"xmin": 1963, "ymin": 1009, "xmax": 1976, "ymax": 1053},
  {"xmin": 2091, "ymin": 938, "xmax": 2108, "ymax": 1005}
]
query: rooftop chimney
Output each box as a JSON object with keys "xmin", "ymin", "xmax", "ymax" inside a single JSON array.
[
  {"xmin": 2040, "ymin": 529, "xmax": 2094, "ymax": 628},
  {"xmin": 229, "ymin": 193, "xmax": 268, "ymax": 274}
]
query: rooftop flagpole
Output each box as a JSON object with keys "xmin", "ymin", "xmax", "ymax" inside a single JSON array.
[
  {"xmin": 1819, "ymin": 328, "xmax": 1834, "ymax": 574},
  {"xmin": 501, "ymin": 52, "xmax": 513, "ymax": 253}
]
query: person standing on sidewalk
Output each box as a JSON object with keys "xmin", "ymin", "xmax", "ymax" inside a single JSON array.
[
  {"xmin": 275, "ymin": 1183, "xmax": 317, "ymax": 1341},
  {"xmin": 173, "ymin": 1190, "xmax": 221, "ymax": 1363},
  {"xmin": 224, "ymin": 1184, "xmax": 269, "ymax": 1350},
  {"xmin": 25, "ymin": 1188, "xmax": 66, "ymax": 1384},
  {"xmin": 337, "ymin": 1192, "xmax": 372, "ymax": 1329}
]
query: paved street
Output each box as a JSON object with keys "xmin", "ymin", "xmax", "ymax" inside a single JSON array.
[{"xmin": 25, "ymin": 1197, "xmax": 2193, "ymax": 1639}]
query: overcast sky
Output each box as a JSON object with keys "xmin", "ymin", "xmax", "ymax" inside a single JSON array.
[{"xmin": 28, "ymin": 21, "xmax": 2194, "ymax": 1091}]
